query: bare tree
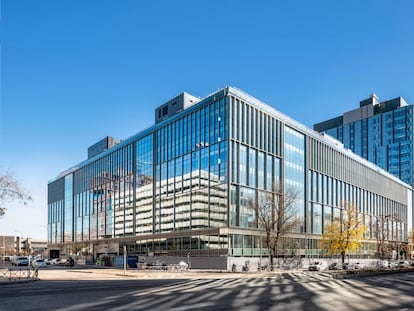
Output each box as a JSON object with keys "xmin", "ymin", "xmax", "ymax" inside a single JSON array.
[
  {"xmin": 277, "ymin": 238, "xmax": 303, "ymax": 267},
  {"xmin": 257, "ymin": 185, "xmax": 299, "ymax": 267},
  {"xmin": 373, "ymin": 214, "xmax": 401, "ymax": 260},
  {"xmin": 0, "ymin": 172, "xmax": 32, "ymax": 217},
  {"xmin": 407, "ymin": 228, "xmax": 414, "ymax": 260}
]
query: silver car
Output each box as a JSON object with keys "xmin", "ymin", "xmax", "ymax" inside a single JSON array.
[
  {"xmin": 32, "ymin": 259, "xmax": 47, "ymax": 268},
  {"xmin": 398, "ymin": 260, "xmax": 410, "ymax": 268},
  {"xmin": 16, "ymin": 256, "xmax": 29, "ymax": 266}
]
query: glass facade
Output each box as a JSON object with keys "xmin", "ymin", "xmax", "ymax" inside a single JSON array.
[
  {"xmin": 308, "ymin": 169, "xmax": 407, "ymax": 241},
  {"xmin": 283, "ymin": 126, "xmax": 305, "ymax": 233},
  {"xmin": 154, "ymin": 97, "xmax": 228, "ymax": 235},
  {"xmin": 48, "ymin": 87, "xmax": 412, "ymax": 260},
  {"xmin": 49, "ymin": 92, "xmax": 230, "ymax": 256}
]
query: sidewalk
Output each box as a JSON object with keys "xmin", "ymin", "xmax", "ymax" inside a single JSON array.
[
  {"xmin": 1, "ymin": 265, "xmax": 292, "ymax": 284},
  {"xmin": 5, "ymin": 265, "xmax": 411, "ymax": 283},
  {"xmin": 37, "ymin": 267, "xmax": 280, "ymax": 281}
]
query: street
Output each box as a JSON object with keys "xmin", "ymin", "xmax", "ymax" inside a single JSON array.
[{"xmin": 1, "ymin": 270, "xmax": 414, "ymax": 311}]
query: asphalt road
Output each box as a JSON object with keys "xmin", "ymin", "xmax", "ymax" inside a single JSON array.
[{"xmin": 1, "ymin": 271, "xmax": 414, "ymax": 311}]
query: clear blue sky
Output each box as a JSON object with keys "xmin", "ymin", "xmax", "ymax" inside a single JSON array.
[{"xmin": 1, "ymin": 0, "xmax": 414, "ymax": 239}]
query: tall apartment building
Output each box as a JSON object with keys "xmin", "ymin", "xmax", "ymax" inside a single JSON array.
[
  {"xmin": 314, "ymin": 94, "xmax": 413, "ymax": 187},
  {"xmin": 48, "ymin": 87, "xmax": 412, "ymax": 268}
]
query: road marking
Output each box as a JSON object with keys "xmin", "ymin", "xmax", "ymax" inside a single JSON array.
[{"xmin": 169, "ymin": 302, "xmax": 216, "ymax": 310}]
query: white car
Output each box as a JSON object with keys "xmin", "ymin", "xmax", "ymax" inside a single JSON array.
[
  {"xmin": 389, "ymin": 261, "xmax": 399, "ymax": 268},
  {"xmin": 31, "ymin": 259, "xmax": 47, "ymax": 268},
  {"xmin": 378, "ymin": 260, "xmax": 389, "ymax": 269},
  {"xmin": 328, "ymin": 262, "xmax": 343, "ymax": 270},
  {"xmin": 398, "ymin": 260, "xmax": 410, "ymax": 268},
  {"xmin": 308, "ymin": 261, "xmax": 327, "ymax": 271},
  {"xmin": 50, "ymin": 258, "xmax": 62, "ymax": 265}
]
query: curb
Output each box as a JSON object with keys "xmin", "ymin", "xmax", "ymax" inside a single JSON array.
[{"xmin": 332, "ymin": 268, "xmax": 414, "ymax": 279}]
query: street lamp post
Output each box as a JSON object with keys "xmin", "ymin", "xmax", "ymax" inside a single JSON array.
[
  {"xmin": 123, "ymin": 245, "xmax": 127, "ymax": 275},
  {"xmin": 2, "ymin": 235, "xmax": 5, "ymax": 260},
  {"xmin": 0, "ymin": 236, "xmax": 5, "ymax": 264}
]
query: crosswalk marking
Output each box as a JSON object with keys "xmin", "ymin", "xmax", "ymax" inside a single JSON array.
[{"xmin": 129, "ymin": 271, "xmax": 339, "ymax": 298}]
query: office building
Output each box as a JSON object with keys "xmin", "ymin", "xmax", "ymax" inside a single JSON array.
[
  {"xmin": 314, "ymin": 94, "xmax": 413, "ymax": 187},
  {"xmin": 48, "ymin": 87, "xmax": 412, "ymax": 268},
  {"xmin": 0, "ymin": 236, "xmax": 47, "ymax": 258}
]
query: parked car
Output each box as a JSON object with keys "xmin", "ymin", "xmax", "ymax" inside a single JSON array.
[
  {"xmin": 64, "ymin": 257, "xmax": 75, "ymax": 267},
  {"xmin": 13, "ymin": 256, "xmax": 29, "ymax": 266},
  {"xmin": 328, "ymin": 262, "xmax": 342, "ymax": 270},
  {"xmin": 378, "ymin": 260, "xmax": 389, "ymax": 269},
  {"xmin": 398, "ymin": 260, "xmax": 410, "ymax": 268},
  {"xmin": 309, "ymin": 261, "xmax": 327, "ymax": 271},
  {"xmin": 50, "ymin": 258, "xmax": 62, "ymax": 265},
  {"xmin": 31, "ymin": 259, "xmax": 47, "ymax": 268},
  {"xmin": 342, "ymin": 263, "xmax": 356, "ymax": 270},
  {"xmin": 389, "ymin": 261, "xmax": 399, "ymax": 269}
]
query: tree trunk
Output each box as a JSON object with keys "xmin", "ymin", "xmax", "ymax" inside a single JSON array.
[
  {"xmin": 270, "ymin": 252, "xmax": 274, "ymax": 270},
  {"xmin": 341, "ymin": 252, "xmax": 345, "ymax": 264}
]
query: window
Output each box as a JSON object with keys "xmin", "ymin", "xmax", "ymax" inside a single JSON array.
[{"xmin": 162, "ymin": 106, "xmax": 168, "ymax": 115}]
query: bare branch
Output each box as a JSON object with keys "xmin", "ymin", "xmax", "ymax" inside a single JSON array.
[
  {"xmin": 257, "ymin": 184, "xmax": 299, "ymax": 266},
  {"xmin": 0, "ymin": 171, "xmax": 32, "ymax": 218}
]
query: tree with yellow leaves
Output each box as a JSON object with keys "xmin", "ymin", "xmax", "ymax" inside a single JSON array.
[{"xmin": 321, "ymin": 202, "xmax": 367, "ymax": 264}]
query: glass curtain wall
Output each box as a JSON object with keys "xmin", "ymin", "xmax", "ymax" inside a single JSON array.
[
  {"xmin": 135, "ymin": 135, "xmax": 154, "ymax": 234},
  {"xmin": 155, "ymin": 97, "xmax": 228, "ymax": 234},
  {"xmin": 229, "ymin": 96, "xmax": 283, "ymax": 232},
  {"xmin": 48, "ymin": 178, "xmax": 64, "ymax": 244},
  {"xmin": 52, "ymin": 144, "xmax": 136, "ymax": 244},
  {"xmin": 283, "ymin": 126, "xmax": 306, "ymax": 233},
  {"xmin": 64, "ymin": 174, "xmax": 73, "ymax": 242},
  {"xmin": 308, "ymin": 169, "xmax": 406, "ymax": 241}
]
